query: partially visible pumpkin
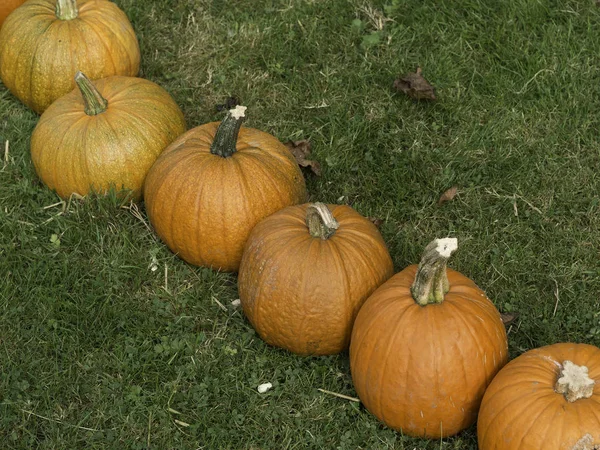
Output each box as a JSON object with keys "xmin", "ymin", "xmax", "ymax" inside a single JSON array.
[
  {"xmin": 31, "ymin": 72, "xmax": 186, "ymax": 200},
  {"xmin": 349, "ymin": 238, "xmax": 509, "ymax": 438},
  {"xmin": 478, "ymin": 343, "xmax": 600, "ymax": 450},
  {"xmin": 0, "ymin": 0, "xmax": 26, "ymax": 28},
  {"xmin": 238, "ymin": 202, "xmax": 394, "ymax": 355},
  {"xmin": 0, "ymin": 0, "xmax": 140, "ymax": 113},
  {"xmin": 143, "ymin": 105, "xmax": 307, "ymax": 273}
]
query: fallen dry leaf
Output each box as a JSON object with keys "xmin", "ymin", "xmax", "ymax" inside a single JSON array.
[
  {"xmin": 285, "ymin": 140, "xmax": 322, "ymax": 176},
  {"xmin": 438, "ymin": 186, "xmax": 458, "ymax": 206},
  {"xmin": 215, "ymin": 96, "xmax": 240, "ymax": 112},
  {"xmin": 368, "ymin": 217, "xmax": 384, "ymax": 228},
  {"xmin": 500, "ymin": 312, "xmax": 519, "ymax": 326},
  {"xmin": 394, "ymin": 67, "xmax": 436, "ymax": 101}
]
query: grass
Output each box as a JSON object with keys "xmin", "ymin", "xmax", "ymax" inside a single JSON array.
[{"xmin": 2, "ymin": 0, "xmax": 600, "ymax": 448}]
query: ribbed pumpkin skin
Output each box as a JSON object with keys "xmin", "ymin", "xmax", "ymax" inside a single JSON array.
[
  {"xmin": 0, "ymin": 0, "xmax": 140, "ymax": 113},
  {"xmin": 238, "ymin": 204, "xmax": 394, "ymax": 356},
  {"xmin": 349, "ymin": 266, "xmax": 508, "ymax": 438},
  {"xmin": 31, "ymin": 76, "xmax": 186, "ymax": 200},
  {"xmin": 0, "ymin": 0, "xmax": 26, "ymax": 28},
  {"xmin": 478, "ymin": 343, "xmax": 600, "ymax": 450},
  {"xmin": 143, "ymin": 125, "xmax": 307, "ymax": 273}
]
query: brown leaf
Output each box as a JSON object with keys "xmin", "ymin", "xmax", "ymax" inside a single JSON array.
[
  {"xmin": 215, "ymin": 96, "xmax": 240, "ymax": 112},
  {"xmin": 285, "ymin": 140, "xmax": 322, "ymax": 176},
  {"xmin": 437, "ymin": 186, "xmax": 458, "ymax": 206},
  {"xmin": 368, "ymin": 217, "xmax": 384, "ymax": 228},
  {"xmin": 393, "ymin": 67, "xmax": 436, "ymax": 101},
  {"xmin": 500, "ymin": 312, "xmax": 519, "ymax": 326}
]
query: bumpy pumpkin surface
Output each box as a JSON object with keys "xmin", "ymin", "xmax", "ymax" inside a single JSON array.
[
  {"xmin": 478, "ymin": 343, "xmax": 600, "ymax": 450},
  {"xmin": 0, "ymin": 0, "xmax": 140, "ymax": 113},
  {"xmin": 238, "ymin": 202, "xmax": 394, "ymax": 355},
  {"xmin": 31, "ymin": 72, "xmax": 186, "ymax": 200},
  {"xmin": 0, "ymin": 0, "xmax": 26, "ymax": 28},
  {"xmin": 143, "ymin": 106, "xmax": 307, "ymax": 273},
  {"xmin": 350, "ymin": 238, "xmax": 509, "ymax": 439}
]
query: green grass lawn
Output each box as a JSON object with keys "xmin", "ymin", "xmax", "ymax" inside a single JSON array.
[{"xmin": 2, "ymin": 0, "xmax": 600, "ymax": 448}]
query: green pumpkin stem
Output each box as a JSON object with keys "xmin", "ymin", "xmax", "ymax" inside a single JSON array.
[
  {"xmin": 410, "ymin": 238, "xmax": 458, "ymax": 306},
  {"xmin": 210, "ymin": 105, "xmax": 247, "ymax": 158},
  {"xmin": 75, "ymin": 72, "xmax": 108, "ymax": 116},
  {"xmin": 555, "ymin": 360, "xmax": 595, "ymax": 402},
  {"xmin": 306, "ymin": 203, "xmax": 339, "ymax": 240},
  {"xmin": 56, "ymin": 0, "xmax": 78, "ymax": 20}
]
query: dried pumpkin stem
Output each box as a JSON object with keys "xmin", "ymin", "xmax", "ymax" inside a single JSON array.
[
  {"xmin": 306, "ymin": 203, "xmax": 339, "ymax": 240},
  {"xmin": 210, "ymin": 105, "xmax": 247, "ymax": 158},
  {"xmin": 555, "ymin": 360, "xmax": 595, "ymax": 402},
  {"xmin": 410, "ymin": 238, "xmax": 458, "ymax": 306},
  {"xmin": 56, "ymin": 0, "xmax": 78, "ymax": 20},
  {"xmin": 75, "ymin": 72, "xmax": 108, "ymax": 116}
]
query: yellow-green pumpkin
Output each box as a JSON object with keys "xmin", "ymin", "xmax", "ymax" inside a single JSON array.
[
  {"xmin": 31, "ymin": 72, "xmax": 186, "ymax": 200},
  {"xmin": 0, "ymin": 0, "xmax": 140, "ymax": 113}
]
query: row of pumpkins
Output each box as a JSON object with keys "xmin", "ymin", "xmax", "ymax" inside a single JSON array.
[{"xmin": 1, "ymin": 1, "xmax": 599, "ymax": 448}]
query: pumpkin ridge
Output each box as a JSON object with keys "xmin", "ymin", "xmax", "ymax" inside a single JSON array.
[
  {"xmin": 86, "ymin": 8, "xmax": 138, "ymax": 74},
  {"xmin": 482, "ymin": 377, "xmax": 561, "ymax": 443},
  {"xmin": 77, "ymin": 15, "xmax": 120, "ymax": 74},
  {"xmin": 372, "ymin": 304, "xmax": 418, "ymax": 425},
  {"xmin": 40, "ymin": 113, "xmax": 88, "ymax": 192},
  {"xmin": 446, "ymin": 292, "xmax": 506, "ymax": 351},
  {"xmin": 26, "ymin": 19, "xmax": 56, "ymax": 108},
  {"xmin": 330, "ymin": 229, "xmax": 391, "ymax": 302},
  {"xmin": 322, "ymin": 236, "xmax": 354, "ymax": 347},
  {"xmin": 2, "ymin": 15, "xmax": 39, "ymax": 92},
  {"xmin": 515, "ymin": 390, "xmax": 565, "ymax": 448},
  {"xmin": 245, "ymin": 230, "xmax": 307, "ymax": 318},
  {"xmin": 351, "ymin": 292, "xmax": 411, "ymax": 366},
  {"xmin": 252, "ymin": 233, "xmax": 315, "ymax": 344},
  {"xmin": 443, "ymin": 298, "xmax": 503, "ymax": 374},
  {"xmin": 239, "ymin": 151, "xmax": 297, "ymax": 207}
]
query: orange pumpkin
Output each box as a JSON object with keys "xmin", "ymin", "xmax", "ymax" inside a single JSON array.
[
  {"xmin": 31, "ymin": 72, "xmax": 186, "ymax": 200},
  {"xmin": 349, "ymin": 238, "xmax": 509, "ymax": 438},
  {"xmin": 238, "ymin": 202, "xmax": 394, "ymax": 355},
  {"xmin": 143, "ymin": 105, "xmax": 307, "ymax": 273},
  {"xmin": 0, "ymin": 0, "xmax": 26, "ymax": 28},
  {"xmin": 0, "ymin": 0, "xmax": 140, "ymax": 113},
  {"xmin": 478, "ymin": 343, "xmax": 600, "ymax": 450}
]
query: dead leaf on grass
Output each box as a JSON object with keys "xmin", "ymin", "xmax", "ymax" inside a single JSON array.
[
  {"xmin": 438, "ymin": 186, "xmax": 458, "ymax": 206},
  {"xmin": 215, "ymin": 96, "xmax": 240, "ymax": 111},
  {"xmin": 368, "ymin": 217, "xmax": 384, "ymax": 228},
  {"xmin": 500, "ymin": 312, "xmax": 519, "ymax": 326},
  {"xmin": 394, "ymin": 67, "xmax": 436, "ymax": 101},
  {"xmin": 285, "ymin": 140, "xmax": 322, "ymax": 176}
]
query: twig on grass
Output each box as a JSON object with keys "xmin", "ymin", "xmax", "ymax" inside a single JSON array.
[
  {"xmin": 317, "ymin": 388, "xmax": 360, "ymax": 402},
  {"xmin": 552, "ymin": 278, "xmax": 560, "ymax": 317},
  {"xmin": 21, "ymin": 409, "xmax": 102, "ymax": 432}
]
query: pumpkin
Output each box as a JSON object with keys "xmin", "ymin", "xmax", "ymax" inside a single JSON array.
[
  {"xmin": 30, "ymin": 72, "xmax": 186, "ymax": 200},
  {"xmin": 478, "ymin": 343, "xmax": 600, "ymax": 450},
  {"xmin": 238, "ymin": 202, "xmax": 394, "ymax": 355},
  {"xmin": 349, "ymin": 238, "xmax": 509, "ymax": 438},
  {"xmin": 143, "ymin": 105, "xmax": 307, "ymax": 273},
  {"xmin": 0, "ymin": 0, "xmax": 26, "ymax": 28},
  {"xmin": 0, "ymin": 0, "xmax": 140, "ymax": 113}
]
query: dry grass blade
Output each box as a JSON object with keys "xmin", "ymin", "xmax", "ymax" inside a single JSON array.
[{"xmin": 317, "ymin": 388, "xmax": 360, "ymax": 402}]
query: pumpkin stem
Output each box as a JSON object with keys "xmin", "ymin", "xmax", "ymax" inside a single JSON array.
[
  {"xmin": 75, "ymin": 72, "xmax": 108, "ymax": 116},
  {"xmin": 210, "ymin": 105, "xmax": 247, "ymax": 158},
  {"xmin": 56, "ymin": 0, "xmax": 78, "ymax": 20},
  {"xmin": 555, "ymin": 360, "xmax": 595, "ymax": 402},
  {"xmin": 410, "ymin": 238, "xmax": 458, "ymax": 306},
  {"xmin": 306, "ymin": 203, "xmax": 339, "ymax": 240}
]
